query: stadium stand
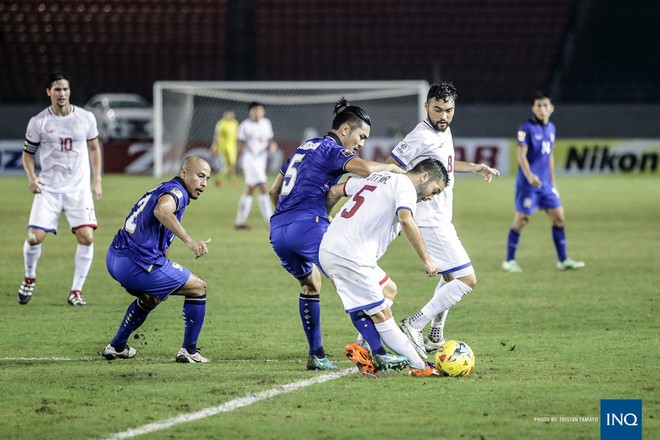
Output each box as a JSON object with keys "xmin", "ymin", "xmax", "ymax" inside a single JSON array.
[{"xmin": 0, "ymin": 0, "xmax": 657, "ymax": 104}]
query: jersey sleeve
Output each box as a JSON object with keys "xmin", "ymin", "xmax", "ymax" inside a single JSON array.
[
  {"xmin": 390, "ymin": 130, "xmax": 426, "ymax": 169},
  {"xmin": 265, "ymin": 119, "xmax": 274, "ymax": 139},
  {"xmin": 84, "ymin": 109, "xmax": 100, "ymax": 140},
  {"xmin": 516, "ymin": 121, "xmax": 530, "ymax": 147},
  {"xmin": 343, "ymin": 176, "xmax": 363, "ymax": 198},
  {"xmin": 23, "ymin": 116, "xmax": 40, "ymax": 154},
  {"xmin": 326, "ymin": 143, "xmax": 356, "ymax": 172},
  {"xmin": 237, "ymin": 121, "xmax": 247, "ymax": 142},
  {"xmin": 393, "ymin": 176, "xmax": 417, "ymax": 216}
]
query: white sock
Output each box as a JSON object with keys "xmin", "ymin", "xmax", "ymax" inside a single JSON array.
[
  {"xmin": 257, "ymin": 194, "xmax": 273, "ymax": 224},
  {"xmin": 421, "ymin": 279, "xmax": 472, "ymax": 318},
  {"xmin": 72, "ymin": 243, "xmax": 94, "ymax": 291},
  {"xmin": 236, "ymin": 195, "xmax": 253, "ymax": 225},
  {"xmin": 374, "ymin": 317, "xmax": 426, "ymax": 369},
  {"xmin": 24, "ymin": 240, "xmax": 42, "ymax": 278},
  {"xmin": 429, "ymin": 309, "xmax": 448, "ymax": 342}
]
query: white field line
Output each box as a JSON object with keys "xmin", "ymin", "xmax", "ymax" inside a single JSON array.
[{"xmin": 102, "ymin": 368, "xmax": 355, "ymax": 440}]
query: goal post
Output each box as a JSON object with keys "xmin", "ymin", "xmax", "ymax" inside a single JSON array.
[{"xmin": 153, "ymin": 81, "xmax": 429, "ymax": 177}]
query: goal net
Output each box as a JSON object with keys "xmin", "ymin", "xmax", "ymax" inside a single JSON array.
[{"xmin": 153, "ymin": 81, "xmax": 429, "ymax": 177}]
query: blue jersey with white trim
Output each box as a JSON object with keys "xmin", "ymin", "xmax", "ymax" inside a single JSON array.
[
  {"xmin": 270, "ymin": 134, "xmax": 356, "ymax": 228},
  {"xmin": 516, "ymin": 118, "xmax": 556, "ymax": 187},
  {"xmin": 111, "ymin": 177, "xmax": 190, "ymax": 270}
]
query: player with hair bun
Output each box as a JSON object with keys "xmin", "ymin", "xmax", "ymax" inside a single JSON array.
[{"xmin": 269, "ymin": 97, "xmax": 404, "ymax": 371}]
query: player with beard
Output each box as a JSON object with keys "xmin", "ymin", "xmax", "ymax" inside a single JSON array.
[{"xmin": 388, "ymin": 83, "xmax": 500, "ymax": 358}]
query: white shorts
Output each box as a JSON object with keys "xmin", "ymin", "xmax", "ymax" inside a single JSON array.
[
  {"xmin": 420, "ymin": 223, "xmax": 474, "ymax": 277},
  {"xmin": 241, "ymin": 152, "xmax": 268, "ymax": 186},
  {"xmin": 319, "ymin": 249, "xmax": 389, "ymax": 315},
  {"xmin": 28, "ymin": 189, "xmax": 97, "ymax": 234}
]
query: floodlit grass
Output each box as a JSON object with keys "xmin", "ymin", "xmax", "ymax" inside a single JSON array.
[{"xmin": 0, "ymin": 172, "xmax": 657, "ymax": 440}]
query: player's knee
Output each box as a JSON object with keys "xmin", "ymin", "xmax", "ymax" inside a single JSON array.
[
  {"xmin": 460, "ymin": 273, "xmax": 477, "ymax": 289},
  {"xmin": 382, "ymin": 280, "xmax": 398, "ymax": 301},
  {"xmin": 186, "ymin": 274, "xmax": 207, "ymax": 297},
  {"xmin": 26, "ymin": 235, "xmax": 42, "ymax": 246}
]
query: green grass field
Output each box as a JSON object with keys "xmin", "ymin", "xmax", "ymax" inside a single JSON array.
[{"xmin": 0, "ymin": 172, "xmax": 657, "ymax": 440}]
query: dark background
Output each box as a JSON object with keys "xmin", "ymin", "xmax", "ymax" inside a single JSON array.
[
  {"xmin": 1, "ymin": 0, "xmax": 659, "ymax": 139},
  {"xmin": 1, "ymin": 0, "xmax": 659, "ymax": 104}
]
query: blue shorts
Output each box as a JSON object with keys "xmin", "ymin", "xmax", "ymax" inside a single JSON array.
[
  {"xmin": 106, "ymin": 248, "xmax": 191, "ymax": 301},
  {"xmin": 270, "ymin": 219, "xmax": 329, "ymax": 280},
  {"xmin": 515, "ymin": 181, "xmax": 562, "ymax": 215}
]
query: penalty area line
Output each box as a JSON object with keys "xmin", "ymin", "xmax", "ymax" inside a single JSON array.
[{"xmin": 102, "ymin": 368, "xmax": 356, "ymax": 440}]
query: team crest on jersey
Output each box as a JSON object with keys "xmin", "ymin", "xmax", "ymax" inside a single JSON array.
[
  {"xmin": 341, "ymin": 148, "xmax": 352, "ymax": 157},
  {"xmin": 394, "ymin": 142, "xmax": 410, "ymax": 155},
  {"xmin": 517, "ymin": 131, "xmax": 527, "ymax": 142},
  {"xmin": 171, "ymin": 188, "xmax": 183, "ymax": 200}
]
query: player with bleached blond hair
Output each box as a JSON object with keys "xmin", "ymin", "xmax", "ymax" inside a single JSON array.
[{"xmin": 18, "ymin": 71, "xmax": 102, "ymax": 307}]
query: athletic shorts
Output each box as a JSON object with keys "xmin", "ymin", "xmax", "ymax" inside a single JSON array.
[
  {"xmin": 106, "ymin": 247, "xmax": 191, "ymax": 300},
  {"xmin": 28, "ymin": 189, "xmax": 97, "ymax": 234},
  {"xmin": 270, "ymin": 219, "xmax": 329, "ymax": 279},
  {"xmin": 318, "ymin": 249, "xmax": 389, "ymax": 315},
  {"xmin": 515, "ymin": 182, "xmax": 562, "ymax": 215},
  {"xmin": 241, "ymin": 152, "xmax": 268, "ymax": 186},
  {"xmin": 420, "ymin": 223, "xmax": 474, "ymax": 277}
]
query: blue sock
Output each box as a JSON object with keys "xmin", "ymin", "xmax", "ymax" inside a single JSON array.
[
  {"xmin": 299, "ymin": 293, "xmax": 324, "ymax": 357},
  {"xmin": 183, "ymin": 295, "xmax": 206, "ymax": 354},
  {"xmin": 111, "ymin": 299, "xmax": 151, "ymax": 351},
  {"xmin": 507, "ymin": 228, "xmax": 521, "ymax": 261},
  {"xmin": 552, "ymin": 226, "xmax": 567, "ymax": 262},
  {"xmin": 350, "ymin": 311, "xmax": 386, "ymax": 356}
]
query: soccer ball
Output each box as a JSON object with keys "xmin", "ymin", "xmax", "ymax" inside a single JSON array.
[{"xmin": 434, "ymin": 340, "xmax": 475, "ymax": 377}]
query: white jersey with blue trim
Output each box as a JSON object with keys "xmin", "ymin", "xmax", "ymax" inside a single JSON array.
[
  {"xmin": 390, "ymin": 120, "xmax": 455, "ymax": 225},
  {"xmin": 24, "ymin": 105, "xmax": 99, "ymax": 194},
  {"xmin": 320, "ymin": 171, "xmax": 417, "ymax": 265}
]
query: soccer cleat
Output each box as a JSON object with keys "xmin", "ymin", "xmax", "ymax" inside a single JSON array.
[
  {"xmin": 176, "ymin": 347, "xmax": 210, "ymax": 363},
  {"xmin": 344, "ymin": 342, "xmax": 378, "ymax": 377},
  {"xmin": 557, "ymin": 258, "xmax": 585, "ymax": 271},
  {"xmin": 408, "ymin": 363, "xmax": 440, "ymax": 377},
  {"xmin": 373, "ymin": 352, "xmax": 409, "ymax": 372},
  {"xmin": 400, "ymin": 317, "xmax": 427, "ymax": 359},
  {"xmin": 67, "ymin": 290, "xmax": 87, "ymax": 306},
  {"xmin": 18, "ymin": 277, "xmax": 36, "ymax": 304},
  {"xmin": 306, "ymin": 355, "xmax": 338, "ymax": 370},
  {"xmin": 502, "ymin": 259, "xmax": 523, "ymax": 273},
  {"xmin": 424, "ymin": 337, "xmax": 446, "ymax": 353},
  {"xmin": 234, "ymin": 224, "xmax": 250, "ymax": 230},
  {"xmin": 102, "ymin": 344, "xmax": 137, "ymax": 360}
]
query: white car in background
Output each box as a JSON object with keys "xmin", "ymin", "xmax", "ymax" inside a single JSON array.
[{"xmin": 85, "ymin": 93, "xmax": 153, "ymax": 140}]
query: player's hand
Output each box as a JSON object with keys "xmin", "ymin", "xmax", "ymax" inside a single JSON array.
[
  {"xmin": 92, "ymin": 180, "xmax": 103, "ymax": 201},
  {"xmin": 28, "ymin": 179, "xmax": 42, "ymax": 194},
  {"xmin": 527, "ymin": 174, "xmax": 542, "ymax": 188},
  {"xmin": 423, "ymin": 260, "xmax": 438, "ymax": 277},
  {"xmin": 474, "ymin": 164, "xmax": 500, "ymax": 182},
  {"xmin": 389, "ymin": 164, "xmax": 406, "ymax": 174},
  {"xmin": 192, "ymin": 238, "xmax": 211, "ymax": 259}
]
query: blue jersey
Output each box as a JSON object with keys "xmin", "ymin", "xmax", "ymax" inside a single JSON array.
[
  {"xmin": 516, "ymin": 117, "xmax": 556, "ymax": 187},
  {"xmin": 270, "ymin": 133, "xmax": 356, "ymax": 229},
  {"xmin": 110, "ymin": 177, "xmax": 190, "ymax": 270}
]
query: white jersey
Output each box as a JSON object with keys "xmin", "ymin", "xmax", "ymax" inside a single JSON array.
[
  {"xmin": 320, "ymin": 172, "xmax": 417, "ymax": 265},
  {"xmin": 390, "ymin": 120, "xmax": 455, "ymax": 225},
  {"xmin": 24, "ymin": 106, "xmax": 99, "ymax": 194},
  {"xmin": 237, "ymin": 117, "xmax": 274, "ymax": 157}
]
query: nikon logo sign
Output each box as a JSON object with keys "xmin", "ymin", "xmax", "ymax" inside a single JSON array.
[{"xmin": 557, "ymin": 140, "xmax": 660, "ymax": 175}]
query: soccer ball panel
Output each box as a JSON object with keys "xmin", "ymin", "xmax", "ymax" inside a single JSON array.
[{"xmin": 434, "ymin": 340, "xmax": 475, "ymax": 377}]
